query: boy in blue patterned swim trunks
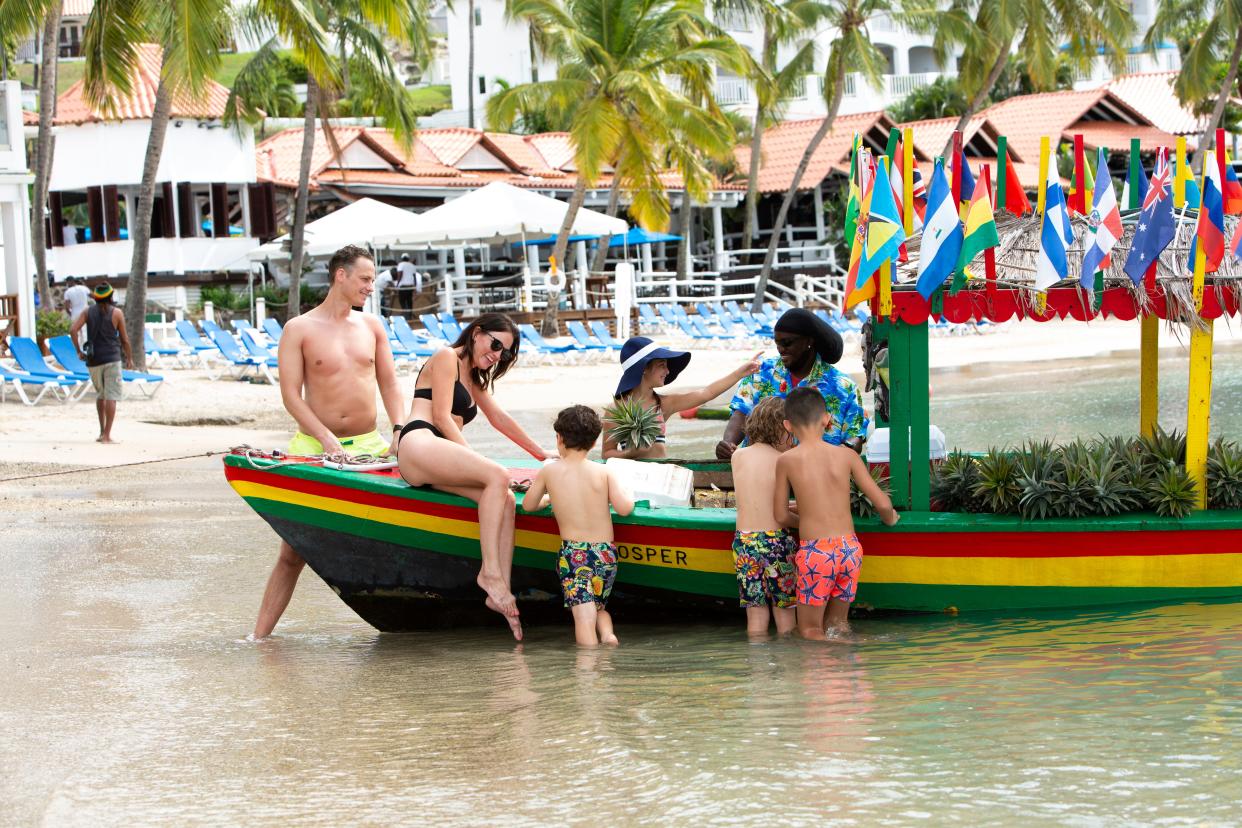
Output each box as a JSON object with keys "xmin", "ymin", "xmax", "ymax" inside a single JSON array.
[
  {"xmin": 730, "ymin": 397, "xmax": 798, "ymax": 636},
  {"xmin": 521, "ymin": 405, "xmax": 635, "ymax": 645}
]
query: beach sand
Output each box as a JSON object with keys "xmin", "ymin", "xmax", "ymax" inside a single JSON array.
[{"xmin": 3, "ymin": 318, "xmax": 1238, "ymax": 476}]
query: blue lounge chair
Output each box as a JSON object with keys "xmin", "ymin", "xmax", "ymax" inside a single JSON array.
[
  {"xmin": 47, "ymin": 336, "xmax": 164, "ymax": 397},
  {"xmin": 517, "ymin": 323, "xmax": 578, "ymax": 364},
  {"xmin": 208, "ymin": 329, "xmax": 277, "ymax": 383},
  {"xmin": 376, "ymin": 318, "xmax": 416, "ymax": 362},
  {"xmin": 144, "ymin": 329, "xmax": 184, "ymax": 366},
  {"xmin": 175, "ymin": 320, "xmax": 221, "ymax": 370},
  {"xmin": 724, "ymin": 300, "xmax": 746, "ymax": 322},
  {"xmin": 200, "ymin": 318, "xmax": 228, "ymax": 340},
  {"xmin": 637, "ymin": 304, "xmax": 665, "ymax": 333},
  {"xmin": 230, "ymin": 319, "xmax": 253, "ymax": 332},
  {"xmin": 0, "ymin": 364, "xmax": 79, "ymax": 405},
  {"xmin": 566, "ymin": 321, "xmax": 613, "ymax": 356},
  {"xmin": 589, "ymin": 320, "xmax": 626, "ymax": 351},
  {"xmin": 438, "ymin": 312, "xmax": 465, "ymax": 340},
  {"xmin": 262, "ymin": 318, "xmax": 284, "ymax": 343},
  {"xmin": 9, "ymin": 335, "xmax": 88, "ymax": 382},
  {"xmin": 419, "ymin": 313, "xmax": 451, "ymax": 342},
  {"xmin": 390, "ymin": 316, "xmax": 440, "ymax": 358},
  {"xmin": 657, "ymin": 304, "xmax": 682, "ymax": 328},
  {"xmin": 239, "ymin": 329, "xmax": 279, "ymax": 361}
]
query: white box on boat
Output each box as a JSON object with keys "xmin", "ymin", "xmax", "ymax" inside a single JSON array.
[
  {"xmin": 866, "ymin": 426, "xmax": 948, "ymax": 463},
  {"xmin": 604, "ymin": 458, "xmax": 694, "ymax": 508}
]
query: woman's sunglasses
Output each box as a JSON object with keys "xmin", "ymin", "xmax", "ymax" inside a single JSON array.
[{"xmin": 483, "ymin": 331, "xmax": 516, "ymax": 362}]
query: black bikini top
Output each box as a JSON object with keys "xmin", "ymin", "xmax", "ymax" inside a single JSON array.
[{"xmin": 413, "ymin": 358, "xmax": 477, "ymax": 426}]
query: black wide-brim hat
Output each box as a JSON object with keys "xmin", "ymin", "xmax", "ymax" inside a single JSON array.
[
  {"xmin": 774, "ymin": 307, "xmax": 844, "ymax": 364},
  {"xmin": 615, "ymin": 336, "xmax": 692, "ymax": 397}
]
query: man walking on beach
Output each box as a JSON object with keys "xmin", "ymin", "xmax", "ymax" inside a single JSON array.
[
  {"xmin": 69, "ymin": 282, "xmax": 134, "ymax": 444},
  {"xmin": 252, "ymin": 245, "xmax": 406, "ymax": 639}
]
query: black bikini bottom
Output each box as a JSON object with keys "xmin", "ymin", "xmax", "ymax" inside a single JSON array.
[{"xmin": 399, "ymin": 419, "xmax": 445, "ymax": 442}]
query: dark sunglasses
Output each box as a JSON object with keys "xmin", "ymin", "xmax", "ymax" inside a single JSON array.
[{"xmin": 484, "ymin": 331, "xmax": 516, "ymax": 361}]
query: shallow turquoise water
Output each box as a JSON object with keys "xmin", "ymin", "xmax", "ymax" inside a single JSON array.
[{"xmin": 2, "ymin": 460, "xmax": 1240, "ymax": 824}]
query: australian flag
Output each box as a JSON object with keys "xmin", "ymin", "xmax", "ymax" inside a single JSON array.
[{"xmin": 1123, "ymin": 150, "xmax": 1175, "ymax": 285}]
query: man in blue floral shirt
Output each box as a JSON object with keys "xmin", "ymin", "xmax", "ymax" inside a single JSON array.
[{"xmin": 716, "ymin": 308, "xmax": 867, "ymax": 458}]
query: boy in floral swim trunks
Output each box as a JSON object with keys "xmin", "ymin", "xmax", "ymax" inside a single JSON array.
[
  {"xmin": 774, "ymin": 388, "xmax": 898, "ymax": 639},
  {"xmin": 521, "ymin": 405, "xmax": 635, "ymax": 645},
  {"xmin": 730, "ymin": 397, "xmax": 798, "ymax": 636}
]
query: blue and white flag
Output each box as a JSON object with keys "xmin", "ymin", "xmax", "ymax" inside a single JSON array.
[
  {"xmin": 916, "ymin": 160, "xmax": 964, "ymax": 299},
  {"xmin": 1036, "ymin": 162, "xmax": 1073, "ymax": 291}
]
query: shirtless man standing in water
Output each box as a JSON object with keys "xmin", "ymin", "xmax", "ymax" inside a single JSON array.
[{"xmin": 252, "ymin": 245, "xmax": 406, "ymax": 639}]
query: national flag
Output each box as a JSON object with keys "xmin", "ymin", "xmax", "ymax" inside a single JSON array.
[
  {"xmin": 956, "ymin": 151, "xmax": 976, "ymax": 216},
  {"xmin": 1123, "ymin": 149, "xmax": 1175, "ymax": 284},
  {"xmin": 844, "ymin": 135, "xmax": 862, "ymax": 246},
  {"xmin": 854, "ymin": 159, "xmax": 907, "ymax": 292},
  {"xmin": 1222, "ymin": 154, "xmax": 1242, "ymax": 215},
  {"xmin": 889, "ymin": 140, "xmax": 924, "ymax": 233},
  {"xmin": 843, "ymin": 151, "xmax": 877, "ymax": 310},
  {"xmin": 915, "ymin": 159, "xmax": 964, "ymax": 299},
  {"xmin": 1174, "ymin": 144, "xmax": 1201, "ymax": 207},
  {"xmin": 1080, "ymin": 148, "xmax": 1123, "ymax": 288},
  {"xmin": 1188, "ymin": 157, "xmax": 1226, "ymax": 273},
  {"xmin": 1036, "ymin": 162, "xmax": 1073, "ymax": 291},
  {"xmin": 1000, "ymin": 148, "xmax": 1031, "ymax": 215},
  {"xmin": 911, "ymin": 162, "xmax": 927, "ymax": 221},
  {"xmin": 955, "ymin": 166, "xmax": 999, "ymax": 285}
]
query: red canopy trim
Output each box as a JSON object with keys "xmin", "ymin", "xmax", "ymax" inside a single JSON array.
[{"xmin": 885, "ymin": 285, "xmax": 1241, "ymax": 324}]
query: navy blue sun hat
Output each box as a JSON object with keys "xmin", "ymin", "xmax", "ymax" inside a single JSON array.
[{"xmin": 614, "ymin": 337, "xmax": 692, "ymax": 397}]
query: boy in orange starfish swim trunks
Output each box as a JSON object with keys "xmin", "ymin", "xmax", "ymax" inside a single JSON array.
[{"xmin": 773, "ymin": 387, "xmax": 898, "ymax": 639}]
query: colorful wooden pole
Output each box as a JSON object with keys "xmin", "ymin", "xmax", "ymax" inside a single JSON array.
[
  {"xmin": 1174, "ymin": 136, "xmax": 1187, "ymax": 208},
  {"xmin": 902, "ymin": 128, "xmax": 914, "ymax": 236},
  {"xmin": 1072, "ymin": 133, "xmax": 1086, "ymax": 214},
  {"xmin": 1036, "ymin": 137, "xmax": 1051, "ymax": 313},
  {"xmin": 1133, "ymin": 138, "xmax": 1159, "ymax": 438},
  {"xmin": 1186, "ymin": 204, "xmax": 1212, "ymax": 509},
  {"xmin": 996, "ymin": 136, "xmax": 1008, "ymax": 213},
  {"xmin": 879, "ymin": 128, "xmax": 900, "ymax": 318},
  {"xmin": 982, "ymin": 164, "xmax": 998, "ymax": 303}
]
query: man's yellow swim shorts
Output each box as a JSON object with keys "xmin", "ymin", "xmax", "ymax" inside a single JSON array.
[{"xmin": 288, "ymin": 429, "xmax": 390, "ymax": 457}]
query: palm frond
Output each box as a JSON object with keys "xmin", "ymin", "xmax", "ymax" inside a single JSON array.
[{"xmin": 81, "ymin": 0, "xmax": 148, "ymax": 115}]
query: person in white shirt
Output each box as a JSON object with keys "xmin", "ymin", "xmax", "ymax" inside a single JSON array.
[
  {"xmin": 396, "ymin": 254, "xmax": 420, "ymax": 312},
  {"xmin": 62, "ymin": 277, "xmax": 92, "ymax": 343},
  {"xmin": 373, "ymin": 266, "xmax": 395, "ymax": 314}
]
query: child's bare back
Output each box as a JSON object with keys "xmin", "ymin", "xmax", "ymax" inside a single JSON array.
[
  {"xmin": 536, "ymin": 459, "xmax": 626, "ymax": 542},
  {"xmin": 732, "ymin": 442, "xmax": 786, "ymax": 533},
  {"xmin": 776, "ymin": 441, "xmax": 866, "ymax": 539}
]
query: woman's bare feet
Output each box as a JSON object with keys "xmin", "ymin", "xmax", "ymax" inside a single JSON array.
[{"xmin": 484, "ymin": 595, "xmax": 523, "ymax": 641}]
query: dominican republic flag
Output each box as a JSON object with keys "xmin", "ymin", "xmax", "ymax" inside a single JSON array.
[
  {"xmin": 1036, "ymin": 162, "xmax": 1073, "ymax": 291},
  {"xmin": 1123, "ymin": 150, "xmax": 1175, "ymax": 284},
  {"xmin": 1188, "ymin": 158, "xmax": 1226, "ymax": 273},
  {"xmin": 1080, "ymin": 148, "xmax": 1123, "ymax": 288},
  {"xmin": 916, "ymin": 160, "xmax": 964, "ymax": 299}
]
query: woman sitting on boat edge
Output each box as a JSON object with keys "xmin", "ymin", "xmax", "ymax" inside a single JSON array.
[
  {"xmin": 602, "ymin": 336, "xmax": 761, "ymax": 460},
  {"xmin": 396, "ymin": 312, "xmax": 551, "ymax": 641}
]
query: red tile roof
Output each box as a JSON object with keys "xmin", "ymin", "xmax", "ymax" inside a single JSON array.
[
  {"xmin": 53, "ymin": 43, "xmax": 231, "ymax": 125},
  {"xmin": 896, "ymin": 114, "xmax": 1018, "ymax": 162},
  {"xmin": 981, "ymin": 87, "xmax": 1185, "ymax": 170},
  {"xmin": 22, "ymin": 109, "xmax": 38, "ymax": 126},
  {"xmin": 734, "ymin": 111, "xmax": 903, "ymax": 194},
  {"xmin": 256, "ymin": 126, "xmax": 741, "ymax": 194},
  {"xmin": 1103, "ymin": 72, "xmax": 1205, "ymax": 136},
  {"xmin": 525, "ymin": 133, "xmax": 575, "ymax": 170}
]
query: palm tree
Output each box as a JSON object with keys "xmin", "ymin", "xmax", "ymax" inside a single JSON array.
[
  {"xmin": 1148, "ymin": 0, "xmax": 1242, "ymax": 170},
  {"xmin": 750, "ymin": 0, "xmax": 890, "ymax": 310},
  {"xmin": 228, "ymin": 0, "xmax": 430, "ymax": 319},
  {"xmin": 0, "ymin": 0, "xmax": 62, "ymax": 306},
  {"xmin": 734, "ymin": 0, "xmax": 821, "ymax": 256},
  {"xmin": 490, "ymin": 0, "xmax": 744, "ymax": 333},
  {"xmin": 931, "ymin": 0, "xmax": 1133, "ymax": 157}
]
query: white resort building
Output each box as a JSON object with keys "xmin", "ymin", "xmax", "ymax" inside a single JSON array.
[
  {"xmin": 1, "ymin": 80, "xmax": 36, "ymax": 341},
  {"xmin": 38, "ymin": 44, "xmax": 274, "ymax": 308}
]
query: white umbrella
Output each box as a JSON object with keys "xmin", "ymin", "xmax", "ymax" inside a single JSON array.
[{"xmin": 248, "ymin": 197, "xmax": 427, "ymax": 262}]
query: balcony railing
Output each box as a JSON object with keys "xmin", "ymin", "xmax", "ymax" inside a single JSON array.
[{"xmin": 714, "ymin": 77, "xmax": 751, "ymax": 105}]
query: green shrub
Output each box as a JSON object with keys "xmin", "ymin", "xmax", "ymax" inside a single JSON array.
[
  {"xmin": 35, "ymin": 309, "xmax": 72, "ymax": 339},
  {"xmin": 852, "ymin": 464, "xmax": 890, "ymax": 519},
  {"xmin": 1207, "ymin": 439, "xmax": 1242, "ymax": 510}
]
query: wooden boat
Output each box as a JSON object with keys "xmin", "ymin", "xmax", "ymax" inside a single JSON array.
[{"xmin": 224, "ymin": 453, "xmax": 1242, "ymax": 631}]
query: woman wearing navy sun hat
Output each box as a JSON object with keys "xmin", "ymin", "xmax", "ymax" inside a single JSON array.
[{"xmin": 603, "ymin": 336, "xmax": 761, "ymax": 460}]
